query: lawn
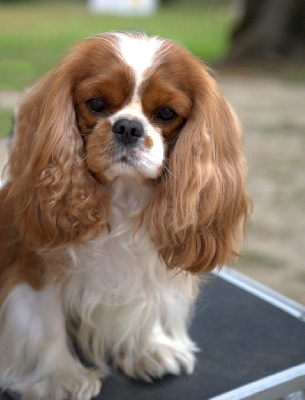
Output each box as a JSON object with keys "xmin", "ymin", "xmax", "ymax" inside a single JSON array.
[
  {"xmin": 0, "ymin": 0, "xmax": 234, "ymax": 135},
  {"xmin": 0, "ymin": 1, "xmax": 233, "ymax": 90}
]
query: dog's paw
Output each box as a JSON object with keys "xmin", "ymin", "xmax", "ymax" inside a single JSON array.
[
  {"xmin": 22, "ymin": 368, "xmax": 102, "ymax": 400},
  {"xmin": 118, "ymin": 335, "xmax": 197, "ymax": 382}
]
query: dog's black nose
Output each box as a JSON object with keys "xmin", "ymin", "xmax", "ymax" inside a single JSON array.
[{"xmin": 113, "ymin": 119, "xmax": 144, "ymax": 145}]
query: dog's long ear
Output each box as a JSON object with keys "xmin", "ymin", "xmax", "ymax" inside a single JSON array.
[
  {"xmin": 149, "ymin": 68, "xmax": 251, "ymax": 273},
  {"xmin": 8, "ymin": 58, "xmax": 110, "ymax": 249},
  {"xmin": 0, "ymin": 183, "xmax": 18, "ymax": 272}
]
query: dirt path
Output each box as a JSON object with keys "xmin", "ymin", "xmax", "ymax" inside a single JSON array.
[
  {"xmin": 219, "ymin": 75, "xmax": 305, "ymax": 305},
  {"xmin": 1, "ymin": 75, "xmax": 304, "ymax": 304}
]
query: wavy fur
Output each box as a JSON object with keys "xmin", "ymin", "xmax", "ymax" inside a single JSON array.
[{"xmin": 0, "ymin": 32, "xmax": 251, "ymax": 400}]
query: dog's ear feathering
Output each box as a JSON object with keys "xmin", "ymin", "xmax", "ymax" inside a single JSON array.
[
  {"xmin": 7, "ymin": 57, "xmax": 111, "ymax": 249},
  {"xmin": 5, "ymin": 35, "xmax": 251, "ymax": 274},
  {"xmin": 148, "ymin": 67, "xmax": 251, "ymax": 274},
  {"xmin": 0, "ymin": 33, "xmax": 253, "ymax": 400}
]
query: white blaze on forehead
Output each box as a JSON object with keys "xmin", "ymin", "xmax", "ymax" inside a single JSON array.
[
  {"xmin": 116, "ymin": 34, "xmax": 163, "ymax": 95},
  {"xmin": 105, "ymin": 34, "xmax": 166, "ymax": 180}
]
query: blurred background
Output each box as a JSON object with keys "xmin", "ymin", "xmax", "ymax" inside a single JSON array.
[{"xmin": 0, "ymin": 0, "xmax": 304, "ymax": 304}]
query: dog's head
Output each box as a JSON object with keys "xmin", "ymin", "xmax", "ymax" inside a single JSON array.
[{"xmin": 8, "ymin": 32, "xmax": 250, "ymax": 273}]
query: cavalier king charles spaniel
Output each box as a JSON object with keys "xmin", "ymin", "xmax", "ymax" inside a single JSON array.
[{"xmin": 0, "ymin": 32, "xmax": 250, "ymax": 399}]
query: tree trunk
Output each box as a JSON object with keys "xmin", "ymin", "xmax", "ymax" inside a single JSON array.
[{"xmin": 224, "ymin": 0, "xmax": 305, "ymax": 64}]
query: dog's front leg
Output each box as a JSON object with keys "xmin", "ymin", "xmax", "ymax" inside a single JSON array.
[
  {"xmin": 0, "ymin": 282, "xmax": 101, "ymax": 400},
  {"xmin": 112, "ymin": 276, "xmax": 198, "ymax": 382}
]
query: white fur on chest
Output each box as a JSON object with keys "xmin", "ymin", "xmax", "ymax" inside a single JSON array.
[
  {"xmin": 64, "ymin": 178, "xmax": 164, "ymax": 307},
  {"xmin": 0, "ymin": 179, "xmax": 198, "ymax": 393},
  {"xmin": 59, "ymin": 177, "xmax": 198, "ymax": 372}
]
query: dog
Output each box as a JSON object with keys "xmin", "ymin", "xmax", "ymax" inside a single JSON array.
[{"xmin": 0, "ymin": 32, "xmax": 250, "ymax": 400}]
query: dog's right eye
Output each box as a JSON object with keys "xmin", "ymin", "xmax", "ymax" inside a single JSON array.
[{"xmin": 85, "ymin": 98, "xmax": 107, "ymax": 114}]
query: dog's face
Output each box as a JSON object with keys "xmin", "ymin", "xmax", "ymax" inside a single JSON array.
[
  {"xmin": 9, "ymin": 32, "xmax": 250, "ymax": 273},
  {"xmin": 72, "ymin": 33, "xmax": 195, "ymax": 181}
]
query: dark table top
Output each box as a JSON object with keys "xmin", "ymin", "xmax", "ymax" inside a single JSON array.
[{"xmin": 2, "ymin": 274, "xmax": 305, "ymax": 400}]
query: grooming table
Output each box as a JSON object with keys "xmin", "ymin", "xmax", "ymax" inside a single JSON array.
[{"xmin": 1, "ymin": 268, "xmax": 305, "ymax": 400}]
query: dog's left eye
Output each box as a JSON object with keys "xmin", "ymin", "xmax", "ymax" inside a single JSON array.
[
  {"xmin": 86, "ymin": 98, "xmax": 107, "ymax": 114},
  {"xmin": 156, "ymin": 108, "xmax": 178, "ymax": 122}
]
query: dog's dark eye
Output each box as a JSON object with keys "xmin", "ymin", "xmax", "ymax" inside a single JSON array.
[
  {"xmin": 156, "ymin": 108, "xmax": 178, "ymax": 122},
  {"xmin": 86, "ymin": 98, "xmax": 107, "ymax": 114}
]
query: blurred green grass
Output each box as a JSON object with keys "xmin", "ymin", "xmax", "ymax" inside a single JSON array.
[
  {"xmin": 0, "ymin": 1, "xmax": 233, "ymax": 90},
  {"xmin": 0, "ymin": 0, "xmax": 234, "ymax": 135},
  {"xmin": 0, "ymin": 110, "xmax": 14, "ymax": 137}
]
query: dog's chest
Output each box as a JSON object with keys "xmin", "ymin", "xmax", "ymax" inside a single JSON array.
[{"xmin": 66, "ymin": 179, "xmax": 163, "ymax": 304}]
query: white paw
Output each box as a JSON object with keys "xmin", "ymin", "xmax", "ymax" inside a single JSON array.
[
  {"xmin": 118, "ymin": 335, "xmax": 197, "ymax": 382},
  {"xmin": 22, "ymin": 369, "xmax": 102, "ymax": 400}
]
